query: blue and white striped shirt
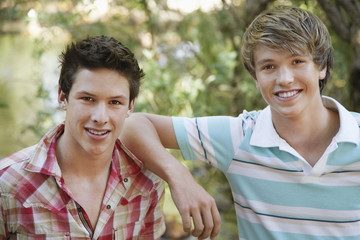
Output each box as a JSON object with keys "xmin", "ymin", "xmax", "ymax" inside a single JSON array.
[{"xmin": 173, "ymin": 96, "xmax": 360, "ymax": 240}]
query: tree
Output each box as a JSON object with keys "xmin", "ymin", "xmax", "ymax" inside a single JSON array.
[{"xmin": 317, "ymin": 0, "xmax": 360, "ymax": 111}]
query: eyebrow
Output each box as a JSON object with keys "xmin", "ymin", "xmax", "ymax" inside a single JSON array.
[
  {"xmin": 256, "ymin": 58, "xmax": 273, "ymax": 66},
  {"xmin": 76, "ymin": 91, "xmax": 128, "ymax": 99},
  {"xmin": 255, "ymin": 53, "xmax": 307, "ymax": 67}
]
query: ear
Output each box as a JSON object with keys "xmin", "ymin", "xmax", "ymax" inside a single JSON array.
[
  {"xmin": 128, "ymin": 99, "xmax": 135, "ymax": 112},
  {"xmin": 319, "ymin": 66, "xmax": 327, "ymax": 80},
  {"xmin": 126, "ymin": 99, "xmax": 135, "ymax": 118},
  {"xmin": 58, "ymin": 87, "xmax": 68, "ymax": 110}
]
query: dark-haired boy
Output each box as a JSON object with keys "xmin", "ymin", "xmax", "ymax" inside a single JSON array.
[{"xmin": 0, "ymin": 36, "xmax": 165, "ymax": 239}]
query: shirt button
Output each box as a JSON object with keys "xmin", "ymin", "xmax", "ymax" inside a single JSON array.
[
  {"xmin": 123, "ymin": 178, "xmax": 128, "ymax": 183},
  {"xmin": 106, "ymin": 205, "xmax": 111, "ymax": 209}
]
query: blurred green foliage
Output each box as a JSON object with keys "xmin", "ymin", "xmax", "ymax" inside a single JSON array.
[{"xmin": 0, "ymin": 0, "xmax": 357, "ymax": 239}]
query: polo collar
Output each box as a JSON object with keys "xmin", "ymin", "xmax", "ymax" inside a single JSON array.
[{"xmin": 250, "ymin": 96, "xmax": 359, "ymax": 148}]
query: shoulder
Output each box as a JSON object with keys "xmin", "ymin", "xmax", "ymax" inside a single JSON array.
[
  {"xmin": 237, "ymin": 109, "xmax": 264, "ymax": 134},
  {"xmin": 239, "ymin": 109, "xmax": 262, "ymax": 123},
  {"xmin": 115, "ymin": 140, "xmax": 165, "ymax": 194},
  {"xmin": 0, "ymin": 145, "xmax": 36, "ymax": 194},
  {"xmin": 323, "ymin": 96, "xmax": 360, "ymax": 127},
  {"xmin": 0, "ymin": 145, "xmax": 35, "ymax": 172},
  {"xmin": 124, "ymin": 165, "xmax": 165, "ymax": 202},
  {"xmin": 173, "ymin": 112, "xmax": 262, "ymax": 131},
  {"xmin": 140, "ymin": 168, "xmax": 165, "ymax": 194},
  {"xmin": 196, "ymin": 110, "xmax": 263, "ymax": 128},
  {"xmin": 350, "ymin": 111, "xmax": 360, "ymax": 126}
]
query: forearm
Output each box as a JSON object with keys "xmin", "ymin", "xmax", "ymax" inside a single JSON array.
[
  {"xmin": 121, "ymin": 113, "xmax": 183, "ymax": 183},
  {"xmin": 121, "ymin": 113, "xmax": 221, "ymax": 239}
]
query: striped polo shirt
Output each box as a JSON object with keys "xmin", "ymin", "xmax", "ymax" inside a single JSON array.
[{"xmin": 173, "ymin": 96, "xmax": 360, "ymax": 240}]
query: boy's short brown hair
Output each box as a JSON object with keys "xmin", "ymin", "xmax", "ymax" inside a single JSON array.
[{"xmin": 59, "ymin": 36, "xmax": 144, "ymax": 102}]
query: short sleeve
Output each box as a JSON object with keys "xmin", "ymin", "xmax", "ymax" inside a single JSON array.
[{"xmin": 172, "ymin": 116, "xmax": 242, "ymax": 172}]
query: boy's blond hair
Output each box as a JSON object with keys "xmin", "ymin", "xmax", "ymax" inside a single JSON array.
[{"xmin": 241, "ymin": 6, "xmax": 333, "ymax": 93}]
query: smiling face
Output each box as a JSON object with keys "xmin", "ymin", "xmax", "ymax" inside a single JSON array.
[
  {"xmin": 58, "ymin": 68, "xmax": 133, "ymax": 158},
  {"xmin": 254, "ymin": 45, "xmax": 326, "ymax": 120}
]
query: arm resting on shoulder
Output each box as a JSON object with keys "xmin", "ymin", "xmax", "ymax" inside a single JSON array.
[{"xmin": 121, "ymin": 113, "xmax": 220, "ymax": 240}]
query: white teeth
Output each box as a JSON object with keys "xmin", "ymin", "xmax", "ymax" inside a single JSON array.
[
  {"xmin": 88, "ymin": 129, "xmax": 108, "ymax": 135},
  {"xmin": 278, "ymin": 90, "xmax": 298, "ymax": 98}
]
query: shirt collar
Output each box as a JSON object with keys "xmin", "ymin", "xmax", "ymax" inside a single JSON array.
[
  {"xmin": 322, "ymin": 96, "xmax": 359, "ymax": 145},
  {"xmin": 113, "ymin": 139, "xmax": 144, "ymax": 180},
  {"xmin": 20, "ymin": 123, "xmax": 146, "ymax": 210},
  {"xmin": 24, "ymin": 123, "xmax": 144, "ymax": 178},
  {"xmin": 24, "ymin": 124, "xmax": 64, "ymax": 178},
  {"xmin": 250, "ymin": 96, "xmax": 359, "ymax": 148}
]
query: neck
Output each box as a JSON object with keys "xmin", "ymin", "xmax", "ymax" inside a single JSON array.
[
  {"xmin": 272, "ymin": 104, "xmax": 334, "ymax": 142},
  {"xmin": 272, "ymin": 105, "xmax": 340, "ymax": 166},
  {"xmin": 55, "ymin": 134, "xmax": 113, "ymax": 178}
]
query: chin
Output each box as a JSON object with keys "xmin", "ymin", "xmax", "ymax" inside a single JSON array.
[
  {"xmin": 84, "ymin": 144, "xmax": 108, "ymax": 155},
  {"xmin": 272, "ymin": 107, "xmax": 302, "ymax": 119}
]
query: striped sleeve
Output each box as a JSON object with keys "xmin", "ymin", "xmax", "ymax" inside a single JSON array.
[{"xmin": 173, "ymin": 116, "xmax": 243, "ymax": 172}]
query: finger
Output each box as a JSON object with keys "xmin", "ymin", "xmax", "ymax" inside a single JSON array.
[
  {"xmin": 197, "ymin": 208, "xmax": 214, "ymax": 240},
  {"xmin": 179, "ymin": 208, "xmax": 192, "ymax": 233},
  {"xmin": 210, "ymin": 203, "xmax": 221, "ymax": 239},
  {"xmin": 191, "ymin": 210, "xmax": 204, "ymax": 237}
]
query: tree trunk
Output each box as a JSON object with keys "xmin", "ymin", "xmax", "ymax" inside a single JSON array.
[
  {"xmin": 317, "ymin": 0, "xmax": 360, "ymax": 111},
  {"xmin": 222, "ymin": 0, "xmax": 275, "ymax": 114}
]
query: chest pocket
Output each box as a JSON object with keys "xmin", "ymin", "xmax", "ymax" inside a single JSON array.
[
  {"xmin": 113, "ymin": 222, "xmax": 141, "ymax": 240},
  {"xmin": 14, "ymin": 232, "xmax": 71, "ymax": 240}
]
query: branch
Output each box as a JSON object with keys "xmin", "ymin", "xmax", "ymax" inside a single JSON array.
[
  {"xmin": 243, "ymin": 0, "xmax": 275, "ymax": 26},
  {"xmin": 335, "ymin": 0, "xmax": 360, "ymax": 25},
  {"xmin": 317, "ymin": 0, "xmax": 351, "ymax": 42},
  {"xmin": 221, "ymin": 0, "xmax": 243, "ymax": 28}
]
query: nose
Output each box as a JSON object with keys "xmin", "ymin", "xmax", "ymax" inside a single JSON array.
[
  {"xmin": 277, "ymin": 66, "xmax": 294, "ymax": 85},
  {"xmin": 91, "ymin": 102, "xmax": 109, "ymax": 124}
]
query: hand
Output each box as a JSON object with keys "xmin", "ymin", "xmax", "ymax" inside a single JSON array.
[{"xmin": 167, "ymin": 165, "xmax": 221, "ymax": 240}]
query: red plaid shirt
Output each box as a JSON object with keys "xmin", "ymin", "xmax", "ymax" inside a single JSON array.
[{"xmin": 0, "ymin": 124, "xmax": 165, "ymax": 239}]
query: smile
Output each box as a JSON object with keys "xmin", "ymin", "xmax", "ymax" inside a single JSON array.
[
  {"xmin": 87, "ymin": 129, "xmax": 110, "ymax": 135},
  {"xmin": 276, "ymin": 90, "xmax": 300, "ymax": 98}
]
